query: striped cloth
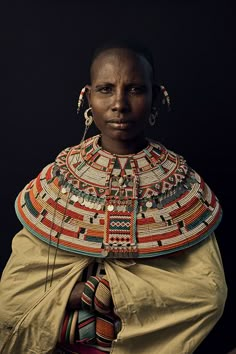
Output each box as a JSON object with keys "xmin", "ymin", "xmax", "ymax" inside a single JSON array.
[
  {"xmin": 55, "ymin": 343, "xmax": 109, "ymax": 353},
  {"xmin": 57, "ymin": 261, "xmax": 121, "ymax": 353},
  {"xmin": 81, "ymin": 276, "xmax": 102, "ymax": 312},
  {"xmin": 94, "ymin": 276, "xmax": 113, "ymax": 314}
]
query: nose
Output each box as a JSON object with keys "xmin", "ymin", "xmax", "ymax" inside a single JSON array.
[{"xmin": 111, "ymin": 89, "xmax": 130, "ymax": 113}]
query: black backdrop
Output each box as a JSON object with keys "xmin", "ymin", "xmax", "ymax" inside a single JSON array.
[{"xmin": 0, "ymin": 1, "xmax": 235, "ymax": 353}]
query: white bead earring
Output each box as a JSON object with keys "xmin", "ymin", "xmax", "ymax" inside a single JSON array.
[
  {"xmin": 80, "ymin": 107, "xmax": 93, "ymax": 143},
  {"xmin": 149, "ymin": 107, "xmax": 158, "ymax": 126},
  {"xmin": 84, "ymin": 107, "xmax": 93, "ymax": 127}
]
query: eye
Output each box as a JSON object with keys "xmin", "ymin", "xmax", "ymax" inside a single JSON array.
[
  {"xmin": 95, "ymin": 85, "xmax": 113, "ymax": 94},
  {"xmin": 128, "ymin": 86, "xmax": 146, "ymax": 95}
]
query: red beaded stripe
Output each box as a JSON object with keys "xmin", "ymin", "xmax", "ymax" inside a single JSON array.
[{"xmin": 15, "ymin": 135, "xmax": 222, "ymax": 259}]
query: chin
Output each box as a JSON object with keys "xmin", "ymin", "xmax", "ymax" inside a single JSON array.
[{"xmin": 110, "ymin": 130, "xmax": 144, "ymax": 141}]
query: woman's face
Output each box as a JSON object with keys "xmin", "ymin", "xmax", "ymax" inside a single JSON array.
[{"xmin": 86, "ymin": 48, "xmax": 154, "ymax": 146}]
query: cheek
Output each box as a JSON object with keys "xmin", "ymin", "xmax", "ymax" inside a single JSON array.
[
  {"xmin": 92, "ymin": 117, "xmax": 104, "ymax": 132},
  {"xmin": 134, "ymin": 99, "xmax": 152, "ymax": 119},
  {"xmin": 90, "ymin": 100, "xmax": 104, "ymax": 126},
  {"xmin": 90, "ymin": 98, "xmax": 108, "ymax": 119}
]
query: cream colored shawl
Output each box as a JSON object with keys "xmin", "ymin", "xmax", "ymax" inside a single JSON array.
[{"xmin": 0, "ymin": 228, "xmax": 227, "ymax": 354}]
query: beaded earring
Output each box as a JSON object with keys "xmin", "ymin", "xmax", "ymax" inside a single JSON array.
[
  {"xmin": 160, "ymin": 85, "xmax": 171, "ymax": 111},
  {"xmin": 77, "ymin": 86, "xmax": 94, "ymax": 143},
  {"xmin": 148, "ymin": 85, "xmax": 171, "ymax": 127},
  {"xmin": 77, "ymin": 86, "xmax": 87, "ymax": 114}
]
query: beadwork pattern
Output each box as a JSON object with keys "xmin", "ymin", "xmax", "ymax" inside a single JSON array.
[{"xmin": 15, "ymin": 135, "xmax": 222, "ymax": 258}]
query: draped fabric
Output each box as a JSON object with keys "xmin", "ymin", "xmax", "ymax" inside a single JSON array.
[{"xmin": 0, "ymin": 228, "xmax": 227, "ymax": 354}]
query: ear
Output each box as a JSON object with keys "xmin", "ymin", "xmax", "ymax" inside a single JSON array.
[
  {"xmin": 85, "ymin": 84, "xmax": 92, "ymax": 106},
  {"xmin": 151, "ymin": 83, "xmax": 160, "ymax": 107}
]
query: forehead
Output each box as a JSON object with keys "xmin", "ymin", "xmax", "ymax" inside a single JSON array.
[{"xmin": 90, "ymin": 48, "xmax": 153, "ymax": 83}]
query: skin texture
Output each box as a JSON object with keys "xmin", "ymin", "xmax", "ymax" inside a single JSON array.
[
  {"xmin": 86, "ymin": 48, "xmax": 157, "ymax": 155},
  {"xmin": 67, "ymin": 47, "xmax": 157, "ymax": 308}
]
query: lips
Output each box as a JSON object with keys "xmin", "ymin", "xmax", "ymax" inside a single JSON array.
[
  {"xmin": 107, "ymin": 119, "xmax": 134, "ymax": 130},
  {"xmin": 107, "ymin": 118, "xmax": 133, "ymax": 124}
]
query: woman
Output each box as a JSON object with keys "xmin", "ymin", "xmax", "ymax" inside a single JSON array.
[{"xmin": 0, "ymin": 41, "xmax": 227, "ymax": 354}]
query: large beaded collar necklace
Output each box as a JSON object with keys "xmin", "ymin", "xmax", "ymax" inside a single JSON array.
[{"xmin": 15, "ymin": 135, "xmax": 222, "ymax": 258}]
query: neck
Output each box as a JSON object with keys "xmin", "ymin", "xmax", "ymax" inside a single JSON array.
[{"xmin": 99, "ymin": 135, "xmax": 148, "ymax": 155}]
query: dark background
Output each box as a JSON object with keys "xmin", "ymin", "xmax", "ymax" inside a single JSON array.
[{"xmin": 0, "ymin": 1, "xmax": 235, "ymax": 353}]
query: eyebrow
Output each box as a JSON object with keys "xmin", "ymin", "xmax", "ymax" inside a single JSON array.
[
  {"xmin": 94, "ymin": 82, "xmax": 113, "ymax": 87},
  {"xmin": 94, "ymin": 81, "xmax": 147, "ymax": 87}
]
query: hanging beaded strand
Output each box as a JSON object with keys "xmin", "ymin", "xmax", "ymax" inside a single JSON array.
[
  {"xmin": 44, "ymin": 184, "xmax": 74, "ymax": 291},
  {"xmin": 77, "ymin": 86, "xmax": 91, "ymax": 143},
  {"xmin": 49, "ymin": 185, "xmax": 73, "ymax": 288}
]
